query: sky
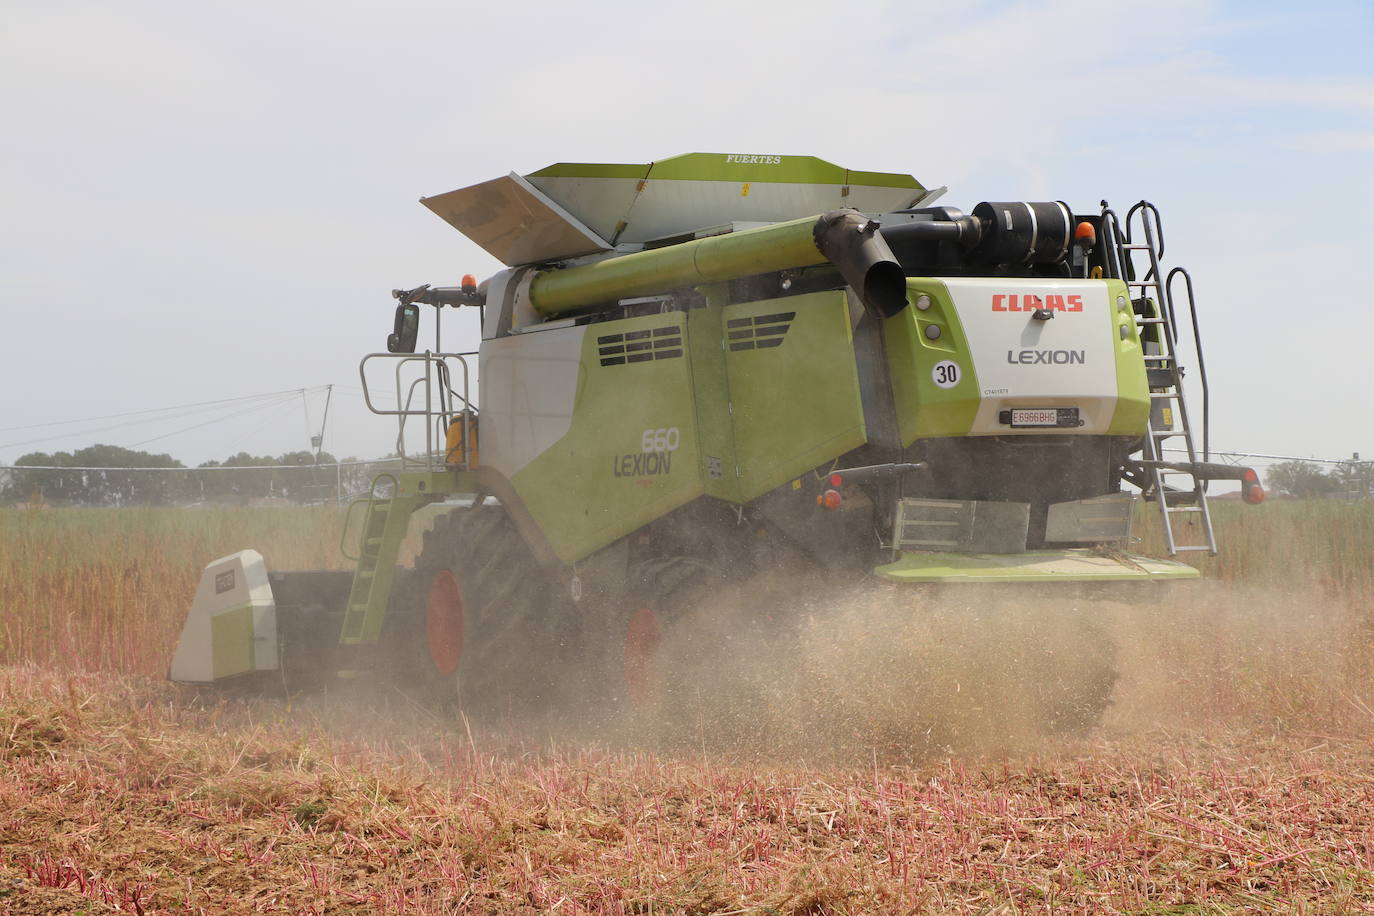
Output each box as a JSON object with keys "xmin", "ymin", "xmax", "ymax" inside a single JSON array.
[{"xmin": 2, "ymin": 0, "xmax": 1371, "ymax": 470}]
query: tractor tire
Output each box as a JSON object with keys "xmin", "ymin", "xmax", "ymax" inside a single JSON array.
[
  {"xmin": 606, "ymin": 555, "xmax": 792, "ymax": 747},
  {"xmin": 388, "ymin": 505, "xmax": 572, "ymax": 717}
]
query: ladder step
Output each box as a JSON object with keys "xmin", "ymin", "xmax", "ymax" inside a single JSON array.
[
  {"xmin": 1123, "ymin": 244, "xmax": 1153, "ymax": 251},
  {"xmin": 1167, "ymin": 506, "xmax": 1203, "ymax": 513},
  {"xmin": 1149, "ymin": 391, "xmax": 1179, "ymax": 398},
  {"xmin": 1173, "ymin": 545, "xmax": 1214, "ymax": 553},
  {"xmin": 1152, "ymin": 430, "xmax": 1183, "ymax": 437},
  {"xmin": 1135, "ymin": 317, "xmax": 1167, "ymax": 324},
  {"xmin": 1127, "ymin": 280, "xmax": 1159, "ymax": 286}
]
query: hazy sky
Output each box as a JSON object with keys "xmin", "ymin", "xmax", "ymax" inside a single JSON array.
[{"xmin": 2, "ymin": 0, "xmax": 1371, "ymax": 469}]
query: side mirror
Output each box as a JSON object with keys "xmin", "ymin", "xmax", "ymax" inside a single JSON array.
[{"xmin": 387, "ymin": 303, "xmax": 420, "ymax": 353}]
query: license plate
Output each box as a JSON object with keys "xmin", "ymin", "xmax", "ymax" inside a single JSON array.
[{"xmin": 1003, "ymin": 407, "xmax": 1080, "ymax": 428}]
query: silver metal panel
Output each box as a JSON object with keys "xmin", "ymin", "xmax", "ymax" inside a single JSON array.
[
  {"xmin": 526, "ymin": 174, "xmax": 644, "ymax": 243},
  {"xmin": 611, "ymin": 179, "xmax": 921, "ymax": 245},
  {"xmin": 477, "ymin": 325, "xmax": 585, "ymax": 478},
  {"xmin": 1045, "ymin": 493, "xmax": 1135, "ymax": 544},
  {"xmin": 893, "ymin": 497, "xmax": 1029, "ymax": 555},
  {"xmin": 421, "ymin": 173, "xmax": 611, "ymax": 267}
]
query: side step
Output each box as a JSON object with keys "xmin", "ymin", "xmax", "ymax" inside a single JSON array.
[{"xmin": 339, "ymin": 491, "xmax": 425, "ymax": 647}]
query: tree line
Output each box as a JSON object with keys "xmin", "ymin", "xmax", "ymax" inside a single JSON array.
[
  {"xmin": 1264, "ymin": 459, "xmax": 1372, "ymax": 499},
  {"xmin": 0, "ymin": 444, "xmax": 384, "ymax": 507}
]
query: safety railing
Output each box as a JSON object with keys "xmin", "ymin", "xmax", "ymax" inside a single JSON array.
[{"xmin": 358, "ymin": 351, "xmax": 477, "ymax": 472}]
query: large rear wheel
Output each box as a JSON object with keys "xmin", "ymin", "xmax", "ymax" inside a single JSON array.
[
  {"xmin": 389, "ymin": 505, "xmax": 572, "ymax": 716},
  {"xmin": 607, "ymin": 556, "xmax": 793, "ymax": 747}
]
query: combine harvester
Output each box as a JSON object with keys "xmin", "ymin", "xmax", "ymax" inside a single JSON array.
[{"xmin": 171, "ymin": 153, "xmax": 1263, "ymax": 726}]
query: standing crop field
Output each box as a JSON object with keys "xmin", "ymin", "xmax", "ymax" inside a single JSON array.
[{"xmin": 2, "ymin": 501, "xmax": 1374, "ymax": 913}]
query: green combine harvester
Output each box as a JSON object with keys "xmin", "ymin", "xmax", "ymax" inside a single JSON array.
[{"xmin": 170, "ymin": 153, "xmax": 1263, "ymax": 724}]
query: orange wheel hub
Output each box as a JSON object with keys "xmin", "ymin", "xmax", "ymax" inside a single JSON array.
[
  {"xmin": 622, "ymin": 607, "xmax": 662, "ymax": 708},
  {"xmin": 425, "ymin": 570, "xmax": 465, "ymax": 675}
]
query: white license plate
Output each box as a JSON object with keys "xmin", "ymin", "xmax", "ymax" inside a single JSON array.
[{"xmin": 1010, "ymin": 408, "xmax": 1061, "ymax": 427}]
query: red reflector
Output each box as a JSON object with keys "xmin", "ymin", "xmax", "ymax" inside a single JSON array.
[
  {"xmin": 818, "ymin": 489, "xmax": 842, "ymax": 510},
  {"xmin": 829, "ymin": 473, "xmax": 843, "ymax": 487},
  {"xmin": 1243, "ymin": 468, "xmax": 1258, "ymax": 482},
  {"xmin": 1243, "ymin": 484, "xmax": 1265, "ymax": 505}
]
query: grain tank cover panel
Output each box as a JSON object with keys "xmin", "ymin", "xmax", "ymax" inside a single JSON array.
[
  {"xmin": 427, "ymin": 154, "xmax": 927, "ymax": 263},
  {"xmin": 528, "ymin": 153, "xmax": 924, "ymax": 246},
  {"xmin": 421, "ymin": 172, "xmax": 611, "ymax": 266}
]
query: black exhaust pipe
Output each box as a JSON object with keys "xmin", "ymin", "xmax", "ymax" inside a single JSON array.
[{"xmin": 813, "ymin": 209, "xmax": 909, "ymax": 318}]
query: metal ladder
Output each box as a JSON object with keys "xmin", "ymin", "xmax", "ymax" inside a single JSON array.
[
  {"xmin": 338, "ymin": 475, "xmax": 424, "ymax": 649},
  {"xmin": 1105, "ymin": 201, "xmax": 1217, "ymax": 556}
]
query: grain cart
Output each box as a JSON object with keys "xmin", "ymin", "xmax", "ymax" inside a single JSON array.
[{"xmin": 171, "ymin": 153, "xmax": 1262, "ymax": 724}]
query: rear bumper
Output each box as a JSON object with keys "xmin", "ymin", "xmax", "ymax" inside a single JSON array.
[{"xmin": 873, "ymin": 548, "xmax": 1200, "ymax": 584}]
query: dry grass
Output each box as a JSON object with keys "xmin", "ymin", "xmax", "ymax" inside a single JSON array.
[
  {"xmin": 2, "ymin": 667, "xmax": 1374, "ymax": 914},
  {"xmin": 2, "ymin": 501, "xmax": 1374, "ymax": 912},
  {"xmin": 0, "ymin": 506, "xmax": 448, "ymax": 678}
]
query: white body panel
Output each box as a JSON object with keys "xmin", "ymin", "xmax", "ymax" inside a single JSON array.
[
  {"xmin": 169, "ymin": 549, "xmax": 277, "ymax": 683},
  {"xmin": 478, "ymin": 325, "xmax": 585, "ymax": 478},
  {"xmin": 536, "ymin": 177, "xmax": 922, "ymax": 246},
  {"xmin": 941, "ymin": 278, "xmax": 1120, "ymax": 435}
]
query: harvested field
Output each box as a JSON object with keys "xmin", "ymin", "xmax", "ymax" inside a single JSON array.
[{"xmin": 2, "ymin": 503, "xmax": 1374, "ymax": 913}]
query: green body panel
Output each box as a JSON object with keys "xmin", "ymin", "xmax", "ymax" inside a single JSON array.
[
  {"xmin": 874, "ymin": 549, "xmax": 1201, "ymax": 583},
  {"xmin": 884, "ymin": 280, "xmax": 981, "ymax": 445},
  {"xmin": 526, "ymin": 162, "xmax": 650, "ymax": 180},
  {"xmin": 210, "ymin": 603, "xmax": 255, "ymax": 679},
  {"xmin": 529, "ymin": 216, "xmax": 824, "ymax": 317},
  {"xmin": 502, "ymin": 291, "xmax": 867, "ymax": 563},
  {"xmin": 725, "ymin": 291, "xmax": 867, "ymax": 500},
  {"xmin": 528, "ymin": 153, "xmax": 921, "ymax": 190},
  {"xmin": 510, "ymin": 315, "xmax": 702, "ymax": 564},
  {"xmin": 1106, "ymin": 279, "xmax": 1150, "ymax": 435}
]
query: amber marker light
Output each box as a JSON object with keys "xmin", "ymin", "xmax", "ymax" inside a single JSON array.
[{"xmin": 816, "ymin": 489, "xmax": 843, "ymax": 510}]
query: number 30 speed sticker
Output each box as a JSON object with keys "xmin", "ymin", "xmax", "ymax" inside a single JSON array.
[{"xmin": 931, "ymin": 360, "xmax": 961, "ymax": 389}]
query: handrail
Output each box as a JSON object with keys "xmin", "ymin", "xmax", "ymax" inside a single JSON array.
[
  {"xmin": 339, "ymin": 497, "xmax": 369, "ymax": 560},
  {"xmin": 1166, "ymin": 267, "xmax": 1210, "ymax": 461},
  {"xmin": 340, "ymin": 472, "xmax": 399, "ymax": 559},
  {"xmin": 358, "ymin": 351, "xmax": 477, "ymax": 472},
  {"xmin": 1098, "ymin": 203, "xmax": 1128, "ymax": 281}
]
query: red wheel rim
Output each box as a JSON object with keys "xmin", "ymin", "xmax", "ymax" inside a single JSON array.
[
  {"xmin": 425, "ymin": 570, "xmax": 465, "ymax": 675},
  {"xmin": 623, "ymin": 607, "xmax": 662, "ymax": 708}
]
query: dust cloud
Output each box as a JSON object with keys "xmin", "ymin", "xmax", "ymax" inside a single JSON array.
[
  {"xmin": 586, "ymin": 579, "xmax": 1374, "ymax": 765},
  {"xmin": 225, "ymin": 580, "xmax": 1374, "ymax": 769}
]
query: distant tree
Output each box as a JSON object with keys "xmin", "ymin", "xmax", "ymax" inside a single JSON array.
[
  {"xmin": 1, "ymin": 452, "xmax": 77, "ymax": 504},
  {"xmin": 71, "ymin": 445, "xmax": 185, "ymax": 506},
  {"xmin": 1265, "ymin": 460, "xmax": 1342, "ymax": 498},
  {"xmin": 197, "ymin": 452, "xmax": 277, "ymax": 503},
  {"xmin": 1, "ymin": 446, "xmax": 184, "ymax": 505},
  {"xmin": 274, "ymin": 450, "xmax": 338, "ymax": 503}
]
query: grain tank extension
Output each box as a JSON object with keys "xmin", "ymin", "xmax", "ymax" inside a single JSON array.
[{"xmin": 171, "ymin": 153, "xmax": 1262, "ymax": 725}]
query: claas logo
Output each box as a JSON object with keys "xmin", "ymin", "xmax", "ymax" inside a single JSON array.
[{"xmin": 992, "ymin": 293, "xmax": 1083, "ymax": 312}]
